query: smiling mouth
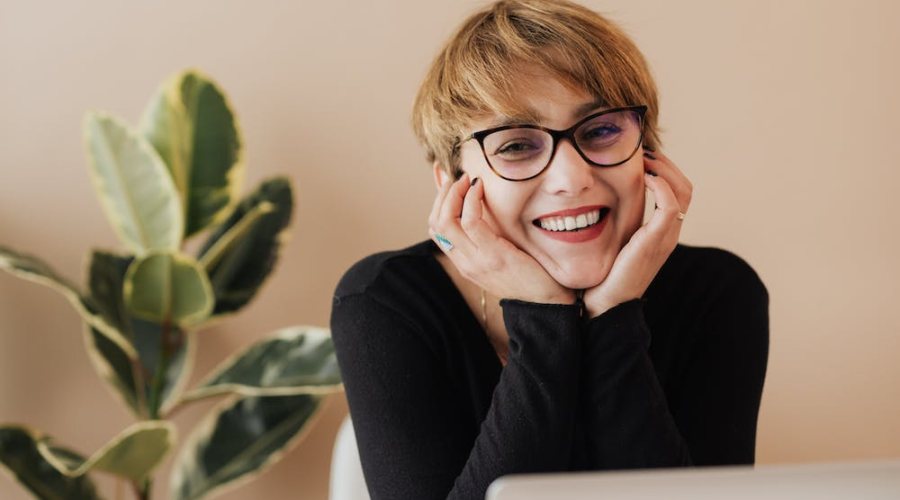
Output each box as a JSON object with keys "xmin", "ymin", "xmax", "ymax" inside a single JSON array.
[{"xmin": 534, "ymin": 208, "xmax": 610, "ymax": 232}]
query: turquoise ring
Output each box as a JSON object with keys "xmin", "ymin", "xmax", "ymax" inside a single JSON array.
[{"xmin": 435, "ymin": 233, "xmax": 454, "ymax": 251}]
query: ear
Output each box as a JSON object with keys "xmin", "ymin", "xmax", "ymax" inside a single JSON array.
[{"xmin": 433, "ymin": 162, "xmax": 451, "ymax": 188}]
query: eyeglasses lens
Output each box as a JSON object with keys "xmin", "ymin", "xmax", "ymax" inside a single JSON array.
[{"xmin": 481, "ymin": 109, "xmax": 643, "ymax": 180}]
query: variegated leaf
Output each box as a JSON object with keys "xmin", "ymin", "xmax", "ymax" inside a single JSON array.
[
  {"xmin": 170, "ymin": 395, "xmax": 322, "ymax": 500},
  {"xmin": 197, "ymin": 177, "xmax": 293, "ymax": 317},
  {"xmin": 140, "ymin": 70, "xmax": 244, "ymax": 238},
  {"xmin": 0, "ymin": 425, "xmax": 105, "ymax": 500},
  {"xmin": 0, "ymin": 246, "xmax": 134, "ymax": 357},
  {"xmin": 37, "ymin": 422, "xmax": 175, "ymax": 482},
  {"xmin": 182, "ymin": 326, "xmax": 341, "ymax": 402},
  {"xmin": 84, "ymin": 112, "xmax": 183, "ymax": 253},
  {"xmin": 124, "ymin": 251, "xmax": 214, "ymax": 326}
]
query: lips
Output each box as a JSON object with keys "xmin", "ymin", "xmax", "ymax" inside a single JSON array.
[
  {"xmin": 533, "ymin": 206, "xmax": 609, "ymax": 232},
  {"xmin": 532, "ymin": 205, "xmax": 610, "ymax": 243}
]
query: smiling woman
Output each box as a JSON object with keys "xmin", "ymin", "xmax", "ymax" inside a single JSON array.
[{"xmin": 329, "ymin": 0, "xmax": 768, "ymax": 499}]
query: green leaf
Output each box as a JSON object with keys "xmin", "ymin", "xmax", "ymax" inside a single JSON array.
[
  {"xmin": 37, "ymin": 422, "xmax": 175, "ymax": 482},
  {"xmin": 84, "ymin": 112, "xmax": 183, "ymax": 254},
  {"xmin": 124, "ymin": 251, "xmax": 214, "ymax": 326},
  {"xmin": 182, "ymin": 326, "xmax": 342, "ymax": 403},
  {"xmin": 84, "ymin": 251, "xmax": 196, "ymax": 417},
  {"xmin": 197, "ymin": 177, "xmax": 293, "ymax": 317},
  {"xmin": 170, "ymin": 395, "xmax": 322, "ymax": 500},
  {"xmin": 87, "ymin": 251, "xmax": 135, "ymax": 342},
  {"xmin": 140, "ymin": 69, "xmax": 244, "ymax": 238},
  {"xmin": 84, "ymin": 251, "xmax": 142, "ymax": 415},
  {"xmin": 83, "ymin": 325, "xmax": 142, "ymax": 415},
  {"xmin": 0, "ymin": 246, "xmax": 135, "ymax": 358},
  {"xmin": 132, "ymin": 318, "xmax": 196, "ymax": 417},
  {"xmin": 0, "ymin": 425, "xmax": 105, "ymax": 500}
]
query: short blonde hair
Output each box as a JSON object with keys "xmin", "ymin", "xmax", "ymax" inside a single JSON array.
[{"xmin": 412, "ymin": 0, "xmax": 660, "ymax": 178}]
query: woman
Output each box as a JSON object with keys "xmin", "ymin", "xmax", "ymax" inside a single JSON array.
[{"xmin": 331, "ymin": 1, "xmax": 769, "ymax": 499}]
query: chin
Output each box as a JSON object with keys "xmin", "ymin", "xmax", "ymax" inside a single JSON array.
[{"xmin": 548, "ymin": 261, "xmax": 612, "ymax": 291}]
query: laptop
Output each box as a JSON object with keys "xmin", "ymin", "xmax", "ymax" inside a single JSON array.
[{"xmin": 486, "ymin": 459, "xmax": 900, "ymax": 500}]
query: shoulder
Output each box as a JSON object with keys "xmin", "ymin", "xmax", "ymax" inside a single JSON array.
[
  {"xmin": 646, "ymin": 245, "xmax": 769, "ymax": 369},
  {"xmin": 334, "ymin": 240, "xmax": 439, "ymax": 300},
  {"xmin": 659, "ymin": 244, "xmax": 767, "ymax": 303},
  {"xmin": 646, "ymin": 244, "xmax": 769, "ymax": 337},
  {"xmin": 330, "ymin": 240, "xmax": 454, "ymax": 363}
]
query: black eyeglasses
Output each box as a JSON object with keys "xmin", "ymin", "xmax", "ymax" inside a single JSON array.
[{"xmin": 463, "ymin": 105, "xmax": 647, "ymax": 181}]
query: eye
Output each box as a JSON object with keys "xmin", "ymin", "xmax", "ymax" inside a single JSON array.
[
  {"xmin": 493, "ymin": 139, "xmax": 544, "ymax": 160},
  {"xmin": 579, "ymin": 122, "xmax": 622, "ymax": 146},
  {"xmin": 483, "ymin": 128, "xmax": 548, "ymax": 162}
]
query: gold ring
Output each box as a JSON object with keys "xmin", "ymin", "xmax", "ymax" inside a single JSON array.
[{"xmin": 677, "ymin": 212, "xmax": 686, "ymax": 221}]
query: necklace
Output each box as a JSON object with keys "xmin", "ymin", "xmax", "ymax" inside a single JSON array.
[{"xmin": 481, "ymin": 289, "xmax": 508, "ymax": 366}]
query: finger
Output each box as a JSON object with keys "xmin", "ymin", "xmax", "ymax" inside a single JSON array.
[
  {"xmin": 459, "ymin": 177, "xmax": 483, "ymax": 230},
  {"xmin": 458, "ymin": 177, "xmax": 501, "ymax": 248},
  {"xmin": 432, "ymin": 173, "xmax": 475, "ymax": 253},
  {"xmin": 644, "ymin": 172, "xmax": 684, "ymax": 229},
  {"xmin": 428, "ymin": 176, "xmax": 454, "ymax": 228},
  {"xmin": 439, "ymin": 172, "xmax": 470, "ymax": 223},
  {"xmin": 644, "ymin": 152, "xmax": 692, "ymax": 213}
]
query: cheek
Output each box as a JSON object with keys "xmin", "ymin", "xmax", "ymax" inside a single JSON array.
[
  {"xmin": 480, "ymin": 184, "xmax": 531, "ymax": 237},
  {"xmin": 611, "ymin": 167, "xmax": 647, "ymax": 233}
]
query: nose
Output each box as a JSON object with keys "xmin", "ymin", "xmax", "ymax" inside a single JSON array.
[{"xmin": 542, "ymin": 138, "xmax": 595, "ymax": 195}]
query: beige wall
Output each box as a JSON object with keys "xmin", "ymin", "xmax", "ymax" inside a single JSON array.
[{"xmin": 1, "ymin": 1, "xmax": 898, "ymax": 499}]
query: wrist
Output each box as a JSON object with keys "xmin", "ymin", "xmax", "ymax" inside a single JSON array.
[{"xmin": 584, "ymin": 293, "xmax": 631, "ymax": 318}]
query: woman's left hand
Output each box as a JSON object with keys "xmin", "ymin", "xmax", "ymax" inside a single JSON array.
[{"xmin": 582, "ymin": 150, "xmax": 693, "ymax": 317}]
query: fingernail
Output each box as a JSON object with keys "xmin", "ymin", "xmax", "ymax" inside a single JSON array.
[
  {"xmin": 646, "ymin": 170, "xmax": 658, "ymax": 177},
  {"xmin": 471, "ymin": 177, "xmax": 479, "ymax": 187},
  {"xmin": 643, "ymin": 152, "xmax": 658, "ymax": 161}
]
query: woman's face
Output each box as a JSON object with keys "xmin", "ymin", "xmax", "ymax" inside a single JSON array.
[{"xmin": 456, "ymin": 72, "xmax": 647, "ymax": 290}]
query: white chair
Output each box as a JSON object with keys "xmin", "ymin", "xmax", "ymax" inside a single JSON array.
[{"xmin": 330, "ymin": 416, "xmax": 371, "ymax": 500}]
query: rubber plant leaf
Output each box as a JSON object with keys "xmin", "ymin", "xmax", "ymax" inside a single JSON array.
[
  {"xmin": 131, "ymin": 318, "xmax": 196, "ymax": 417},
  {"xmin": 0, "ymin": 425, "xmax": 105, "ymax": 500},
  {"xmin": 197, "ymin": 177, "xmax": 293, "ymax": 318},
  {"xmin": 85, "ymin": 251, "xmax": 196, "ymax": 417},
  {"xmin": 181, "ymin": 326, "xmax": 342, "ymax": 403},
  {"xmin": 170, "ymin": 394, "xmax": 322, "ymax": 500},
  {"xmin": 124, "ymin": 250, "xmax": 214, "ymax": 327},
  {"xmin": 84, "ymin": 112, "xmax": 183, "ymax": 254},
  {"xmin": 140, "ymin": 69, "xmax": 244, "ymax": 238},
  {"xmin": 0, "ymin": 246, "xmax": 135, "ymax": 357},
  {"xmin": 36, "ymin": 421, "xmax": 175, "ymax": 482}
]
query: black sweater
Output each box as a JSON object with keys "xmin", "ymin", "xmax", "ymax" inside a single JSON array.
[{"xmin": 331, "ymin": 241, "xmax": 769, "ymax": 500}]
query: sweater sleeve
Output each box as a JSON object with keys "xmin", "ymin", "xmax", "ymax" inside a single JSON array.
[
  {"xmin": 331, "ymin": 292, "xmax": 582, "ymax": 500},
  {"xmin": 580, "ymin": 252, "xmax": 769, "ymax": 468},
  {"xmin": 667, "ymin": 257, "xmax": 770, "ymax": 465},
  {"xmin": 580, "ymin": 300, "xmax": 693, "ymax": 468}
]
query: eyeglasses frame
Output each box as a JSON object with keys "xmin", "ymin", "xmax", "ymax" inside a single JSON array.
[{"xmin": 463, "ymin": 105, "xmax": 648, "ymax": 182}]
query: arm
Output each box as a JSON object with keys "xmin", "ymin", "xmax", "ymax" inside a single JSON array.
[
  {"xmin": 580, "ymin": 253, "xmax": 769, "ymax": 468},
  {"xmin": 331, "ymin": 290, "xmax": 583, "ymax": 500},
  {"xmin": 666, "ymin": 256, "xmax": 769, "ymax": 465},
  {"xmin": 579, "ymin": 300, "xmax": 692, "ymax": 469}
]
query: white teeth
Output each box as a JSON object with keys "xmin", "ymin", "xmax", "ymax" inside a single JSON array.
[{"xmin": 538, "ymin": 209, "xmax": 604, "ymax": 232}]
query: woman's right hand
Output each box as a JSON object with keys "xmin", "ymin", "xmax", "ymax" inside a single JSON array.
[{"xmin": 429, "ymin": 173, "xmax": 576, "ymax": 306}]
